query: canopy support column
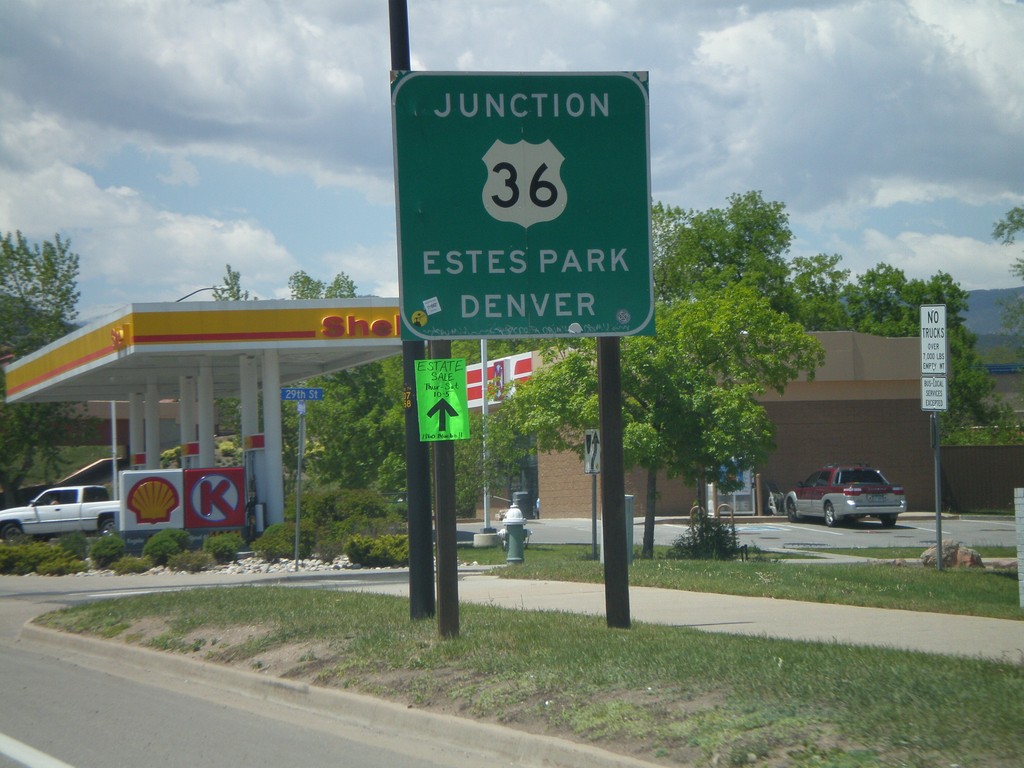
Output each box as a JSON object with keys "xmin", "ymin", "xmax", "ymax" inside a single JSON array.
[{"xmin": 261, "ymin": 350, "xmax": 284, "ymax": 526}]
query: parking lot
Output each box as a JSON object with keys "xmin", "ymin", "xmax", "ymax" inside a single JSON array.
[{"xmin": 460, "ymin": 515, "xmax": 1019, "ymax": 553}]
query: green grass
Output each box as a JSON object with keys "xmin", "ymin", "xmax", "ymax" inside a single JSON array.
[
  {"xmin": 36, "ymin": 586, "xmax": 1024, "ymax": 767},
  {"xmin": 470, "ymin": 544, "xmax": 1023, "ymax": 620}
]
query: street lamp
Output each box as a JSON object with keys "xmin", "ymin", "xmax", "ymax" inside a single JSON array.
[{"xmin": 175, "ymin": 286, "xmax": 218, "ymax": 302}]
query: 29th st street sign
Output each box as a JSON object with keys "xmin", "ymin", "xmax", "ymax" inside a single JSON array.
[{"xmin": 392, "ymin": 71, "xmax": 653, "ymax": 340}]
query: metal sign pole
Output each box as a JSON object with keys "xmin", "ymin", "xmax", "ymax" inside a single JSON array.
[
  {"xmin": 933, "ymin": 411, "xmax": 943, "ymax": 572},
  {"xmin": 293, "ymin": 401, "xmax": 305, "ymax": 569}
]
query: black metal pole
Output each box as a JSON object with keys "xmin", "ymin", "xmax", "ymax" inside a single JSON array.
[
  {"xmin": 597, "ymin": 336, "xmax": 631, "ymax": 628},
  {"xmin": 390, "ymin": 0, "xmax": 434, "ymax": 619}
]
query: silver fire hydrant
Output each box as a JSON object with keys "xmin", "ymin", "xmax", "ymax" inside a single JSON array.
[{"xmin": 502, "ymin": 502, "xmax": 527, "ymax": 564}]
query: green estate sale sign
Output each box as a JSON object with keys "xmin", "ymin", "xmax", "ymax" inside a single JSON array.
[
  {"xmin": 415, "ymin": 358, "xmax": 470, "ymax": 441},
  {"xmin": 392, "ymin": 71, "xmax": 653, "ymax": 340}
]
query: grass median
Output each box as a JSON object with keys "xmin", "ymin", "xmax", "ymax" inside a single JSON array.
[
  {"xmin": 35, "ymin": 545, "xmax": 1023, "ymax": 768},
  {"xmin": 470, "ymin": 544, "xmax": 1022, "ymax": 620}
]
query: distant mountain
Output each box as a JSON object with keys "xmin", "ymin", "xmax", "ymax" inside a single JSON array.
[
  {"xmin": 965, "ymin": 287, "xmax": 1024, "ymax": 335},
  {"xmin": 966, "ymin": 287, "xmax": 1023, "ymax": 362}
]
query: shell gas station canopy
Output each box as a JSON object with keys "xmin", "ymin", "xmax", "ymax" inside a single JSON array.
[{"xmin": 4, "ymin": 299, "xmax": 402, "ymax": 404}]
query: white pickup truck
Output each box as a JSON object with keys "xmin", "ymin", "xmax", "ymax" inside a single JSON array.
[{"xmin": 0, "ymin": 485, "xmax": 119, "ymax": 541}]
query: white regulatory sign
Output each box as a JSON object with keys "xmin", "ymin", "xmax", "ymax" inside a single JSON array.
[
  {"xmin": 920, "ymin": 305, "xmax": 947, "ymax": 376},
  {"xmin": 921, "ymin": 376, "xmax": 948, "ymax": 412}
]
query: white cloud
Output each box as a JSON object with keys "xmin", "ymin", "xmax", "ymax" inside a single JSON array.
[
  {"xmin": 2, "ymin": 0, "xmax": 1023, "ymax": 325},
  {"xmin": 838, "ymin": 229, "xmax": 1014, "ymax": 290},
  {"xmin": 159, "ymin": 156, "xmax": 200, "ymax": 187}
]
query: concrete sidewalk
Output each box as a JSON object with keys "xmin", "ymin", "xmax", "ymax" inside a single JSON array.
[{"xmin": 346, "ymin": 573, "xmax": 1024, "ymax": 664}]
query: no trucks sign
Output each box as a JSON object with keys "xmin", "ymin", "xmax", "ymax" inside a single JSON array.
[{"xmin": 391, "ymin": 71, "xmax": 653, "ymax": 340}]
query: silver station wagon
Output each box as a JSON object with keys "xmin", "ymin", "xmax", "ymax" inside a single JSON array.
[{"xmin": 784, "ymin": 464, "xmax": 906, "ymax": 527}]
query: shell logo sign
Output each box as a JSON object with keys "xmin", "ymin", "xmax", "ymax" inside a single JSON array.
[
  {"xmin": 127, "ymin": 477, "xmax": 179, "ymax": 523},
  {"xmin": 120, "ymin": 470, "xmax": 184, "ymax": 531}
]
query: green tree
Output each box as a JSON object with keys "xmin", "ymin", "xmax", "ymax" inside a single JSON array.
[
  {"xmin": 789, "ymin": 253, "xmax": 851, "ymax": 331},
  {"xmin": 995, "ymin": 206, "xmax": 1024, "ymax": 356},
  {"xmin": 494, "ymin": 285, "xmax": 823, "ymax": 556},
  {"xmin": 0, "ymin": 232, "xmax": 86, "ymax": 503},
  {"xmin": 653, "ymin": 191, "xmax": 795, "ymax": 315},
  {"xmin": 288, "ymin": 270, "xmax": 356, "ymax": 300},
  {"xmin": 843, "ymin": 265, "xmax": 1003, "ymax": 437},
  {"xmin": 213, "ymin": 264, "xmax": 251, "ymax": 301},
  {"xmin": 305, "ymin": 356, "xmax": 405, "ymax": 488}
]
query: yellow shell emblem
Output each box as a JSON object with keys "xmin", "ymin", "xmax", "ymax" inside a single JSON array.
[{"xmin": 127, "ymin": 478, "xmax": 179, "ymax": 524}]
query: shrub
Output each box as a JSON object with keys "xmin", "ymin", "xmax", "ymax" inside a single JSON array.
[
  {"xmin": 35, "ymin": 548, "xmax": 89, "ymax": 575},
  {"xmin": 167, "ymin": 550, "xmax": 214, "ymax": 573},
  {"xmin": 314, "ymin": 535, "xmax": 346, "ymax": 563},
  {"xmin": 0, "ymin": 541, "xmax": 87, "ymax": 575},
  {"xmin": 142, "ymin": 529, "xmax": 191, "ymax": 566},
  {"xmin": 111, "ymin": 555, "xmax": 153, "ymax": 574},
  {"xmin": 58, "ymin": 530, "xmax": 90, "ymax": 560},
  {"xmin": 203, "ymin": 532, "xmax": 245, "ymax": 564},
  {"xmin": 344, "ymin": 533, "xmax": 409, "ymax": 568},
  {"xmin": 253, "ymin": 523, "xmax": 313, "ymax": 562},
  {"xmin": 90, "ymin": 535, "xmax": 127, "ymax": 569},
  {"xmin": 666, "ymin": 507, "xmax": 740, "ymax": 560}
]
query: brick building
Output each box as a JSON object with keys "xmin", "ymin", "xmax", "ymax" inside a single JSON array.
[{"xmin": 535, "ymin": 331, "xmax": 934, "ymax": 518}]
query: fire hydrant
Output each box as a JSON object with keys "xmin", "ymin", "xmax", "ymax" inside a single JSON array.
[{"xmin": 502, "ymin": 502, "xmax": 527, "ymax": 564}]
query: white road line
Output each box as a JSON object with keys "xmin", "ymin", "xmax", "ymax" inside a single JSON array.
[{"xmin": 0, "ymin": 732, "xmax": 76, "ymax": 768}]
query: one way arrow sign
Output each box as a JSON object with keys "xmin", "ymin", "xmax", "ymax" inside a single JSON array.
[
  {"xmin": 584, "ymin": 428, "xmax": 601, "ymax": 474},
  {"xmin": 414, "ymin": 358, "xmax": 470, "ymax": 442}
]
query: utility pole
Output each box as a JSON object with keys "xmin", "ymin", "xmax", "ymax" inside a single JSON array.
[{"xmin": 390, "ymin": 0, "xmax": 435, "ymax": 620}]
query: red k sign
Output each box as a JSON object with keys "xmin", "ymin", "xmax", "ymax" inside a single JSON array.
[{"xmin": 184, "ymin": 467, "xmax": 245, "ymax": 528}]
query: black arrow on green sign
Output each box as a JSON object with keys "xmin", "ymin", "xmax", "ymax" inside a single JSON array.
[{"xmin": 427, "ymin": 398, "xmax": 459, "ymax": 431}]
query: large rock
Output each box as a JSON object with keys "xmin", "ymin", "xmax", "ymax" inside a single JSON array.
[{"xmin": 920, "ymin": 539, "xmax": 984, "ymax": 568}]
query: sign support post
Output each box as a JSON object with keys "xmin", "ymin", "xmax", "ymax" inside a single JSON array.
[
  {"xmin": 598, "ymin": 338, "xmax": 630, "ymax": 629},
  {"xmin": 920, "ymin": 304, "xmax": 948, "ymax": 571},
  {"xmin": 390, "ymin": 0, "xmax": 435, "ymax": 622},
  {"xmin": 429, "ymin": 340, "xmax": 460, "ymax": 639},
  {"xmin": 280, "ymin": 387, "xmax": 323, "ymax": 569}
]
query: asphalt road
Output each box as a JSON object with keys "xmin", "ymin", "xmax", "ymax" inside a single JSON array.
[{"xmin": 0, "ymin": 583, "xmax": 509, "ymax": 768}]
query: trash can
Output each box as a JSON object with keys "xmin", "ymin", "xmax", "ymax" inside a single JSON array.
[
  {"xmin": 512, "ymin": 491, "xmax": 533, "ymax": 519},
  {"xmin": 599, "ymin": 495, "xmax": 635, "ymax": 565}
]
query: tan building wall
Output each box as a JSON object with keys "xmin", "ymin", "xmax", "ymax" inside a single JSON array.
[{"xmin": 536, "ymin": 331, "xmax": 936, "ymax": 518}]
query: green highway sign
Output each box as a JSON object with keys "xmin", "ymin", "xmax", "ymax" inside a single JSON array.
[
  {"xmin": 414, "ymin": 358, "xmax": 470, "ymax": 441},
  {"xmin": 392, "ymin": 71, "xmax": 653, "ymax": 340}
]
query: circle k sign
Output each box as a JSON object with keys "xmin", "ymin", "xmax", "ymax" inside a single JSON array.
[{"xmin": 184, "ymin": 467, "xmax": 245, "ymax": 528}]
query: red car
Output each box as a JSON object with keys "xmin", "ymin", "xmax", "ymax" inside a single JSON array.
[{"xmin": 784, "ymin": 464, "xmax": 905, "ymax": 527}]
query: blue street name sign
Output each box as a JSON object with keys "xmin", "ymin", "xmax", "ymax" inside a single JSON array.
[{"xmin": 281, "ymin": 387, "xmax": 324, "ymax": 401}]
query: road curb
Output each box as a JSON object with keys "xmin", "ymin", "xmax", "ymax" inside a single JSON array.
[{"xmin": 19, "ymin": 622, "xmax": 662, "ymax": 768}]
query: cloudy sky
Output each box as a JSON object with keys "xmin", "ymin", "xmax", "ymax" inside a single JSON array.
[{"xmin": 1, "ymin": 0, "xmax": 1021, "ymax": 322}]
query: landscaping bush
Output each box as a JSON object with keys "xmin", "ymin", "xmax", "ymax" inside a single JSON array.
[
  {"xmin": 203, "ymin": 532, "xmax": 245, "ymax": 564},
  {"xmin": 58, "ymin": 530, "xmax": 90, "ymax": 560},
  {"xmin": 111, "ymin": 555, "xmax": 153, "ymax": 574},
  {"xmin": 142, "ymin": 529, "xmax": 191, "ymax": 566},
  {"xmin": 0, "ymin": 541, "xmax": 87, "ymax": 575},
  {"xmin": 35, "ymin": 548, "xmax": 89, "ymax": 575},
  {"xmin": 254, "ymin": 523, "xmax": 313, "ymax": 561},
  {"xmin": 89, "ymin": 535, "xmax": 127, "ymax": 569},
  {"xmin": 314, "ymin": 535, "xmax": 346, "ymax": 563},
  {"xmin": 344, "ymin": 533, "xmax": 409, "ymax": 568},
  {"xmin": 167, "ymin": 550, "xmax": 214, "ymax": 573},
  {"xmin": 666, "ymin": 507, "xmax": 740, "ymax": 560}
]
